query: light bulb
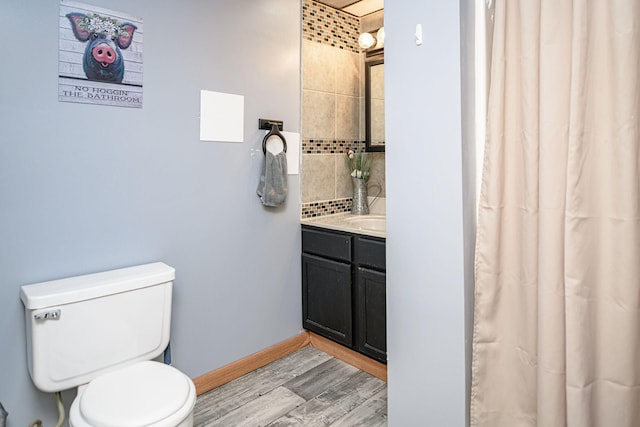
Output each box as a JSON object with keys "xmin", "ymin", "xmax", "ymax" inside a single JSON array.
[{"xmin": 358, "ymin": 32, "xmax": 376, "ymax": 49}]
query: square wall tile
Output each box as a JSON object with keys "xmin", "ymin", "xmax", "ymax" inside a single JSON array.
[
  {"xmin": 335, "ymin": 49, "xmax": 361, "ymax": 97},
  {"xmin": 369, "ymin": 153, "xmax": 386, "ymax": 197},
  {"xmin": 301, "ymin": 154, "xmax": 336, "ymax": 203},
  {"xmin": 335, "ymin": 153, "xmax": 353, "ymax": 199},
  {"xmin": 303, "ymin": 40, "xmax": 336, "ymax": 93},
  {"xmin": 336, "ymin": 95, "xmax": 360, "ymax": 140},
  {"xmin": 302, "ymin": 90, "xmax": 336, "ymax": 140}
]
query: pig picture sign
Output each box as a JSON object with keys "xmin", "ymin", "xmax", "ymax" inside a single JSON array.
[{"xmin": 59, "ymin": 1, "xmax": 143, "ymax": 108}]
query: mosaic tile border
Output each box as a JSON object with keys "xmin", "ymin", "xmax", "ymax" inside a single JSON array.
[
  {"xmin": 302, "ymin": 139, "xmax": 365, "ymax": 154},
  {"xmin": 301, "ymin": 198, "xmax": 352, "ymax": 218},
  {"xmin": 302, "ymin": 0, "xmax": 360, "ymax": 54}
]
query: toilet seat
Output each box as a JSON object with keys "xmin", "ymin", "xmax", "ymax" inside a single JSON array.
[{"xmin": 69, "ymin": 361, "xmax": 196, "ymax": 427}]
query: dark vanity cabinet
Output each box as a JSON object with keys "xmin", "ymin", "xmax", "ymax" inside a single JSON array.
[
  {"xmin": 354, "ymin": 236, "xmax": 387, "ymax": 362},
  {"xmin": 301, "ymin": 228, "xmax": 353, "ymax": 346},
  {"xmin": 302, "ymin": 225, "xmax": 387, "ymax": 363}
]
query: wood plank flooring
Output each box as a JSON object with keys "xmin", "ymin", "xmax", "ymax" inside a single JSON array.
[{"xmin": 194, "ymin": 346, "xmax": 388, "ymax": 426}]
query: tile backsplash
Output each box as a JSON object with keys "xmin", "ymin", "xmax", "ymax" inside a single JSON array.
[
  {"xmin": 302, "ymin": 0, "xmax": 360, "ymax": 53},
  {"xmin": 301, "ymin": 0, "xmax": 385, "ymax": 219}
]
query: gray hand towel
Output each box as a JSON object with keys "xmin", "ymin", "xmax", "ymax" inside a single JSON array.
[{"xmin": 257, "ymin": 151, "xmax": 288, "ymax": 207}]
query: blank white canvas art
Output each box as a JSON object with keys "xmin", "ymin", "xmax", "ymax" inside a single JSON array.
[{"xmin": 200, "ymin": 90, "xmax": 244, "ymax": 142}]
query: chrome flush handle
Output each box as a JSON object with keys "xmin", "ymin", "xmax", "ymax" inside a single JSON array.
[{"xmin": 34, "ymin": 309, "xmax": 61, "ymax": 321}]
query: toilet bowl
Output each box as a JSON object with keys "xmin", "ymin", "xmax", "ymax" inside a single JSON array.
[{"xmin": 69, "ymin": 361, "xmax": 196, "ymax": 427}]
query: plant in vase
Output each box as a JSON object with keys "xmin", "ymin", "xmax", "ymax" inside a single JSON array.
[
  {"xmin": 346, "ymin": 147, "xmax": 372, "ymax": 180},
  {"xmin": 346, "ymin": 148, "xmax": 372, "ymax": 214}
]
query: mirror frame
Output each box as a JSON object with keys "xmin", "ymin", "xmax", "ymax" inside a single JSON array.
[{"xmin": 365, "ymin": 58, "xmax": 385, "ymax": 152}]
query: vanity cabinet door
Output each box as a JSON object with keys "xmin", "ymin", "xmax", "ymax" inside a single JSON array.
[
  {"xmin": 302, "ymin": 253, "xmax": 353, "ymax": 346},
  {"xmin": 356, "ymin": 267, "xmax": 387, "ymax": 363}
]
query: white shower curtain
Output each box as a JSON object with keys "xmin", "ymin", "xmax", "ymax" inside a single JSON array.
[{"xmin": 470, "ymin": 1, "xmax": 640, "ymax": 426}]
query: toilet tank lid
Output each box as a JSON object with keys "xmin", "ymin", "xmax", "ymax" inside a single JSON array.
[{"xmin": 20, "ymin": 262, "xmax": 175, "ymax": 309}]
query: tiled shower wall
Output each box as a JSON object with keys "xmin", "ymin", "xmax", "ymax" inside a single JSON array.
[{"xmin": 301, "ymin": 0, "xmax": 385, "ymax": 218}]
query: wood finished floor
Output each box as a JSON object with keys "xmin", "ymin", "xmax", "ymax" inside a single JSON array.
[{"xmin": 194, "ymin": 346, "xmax": 388, "ymax": 426}]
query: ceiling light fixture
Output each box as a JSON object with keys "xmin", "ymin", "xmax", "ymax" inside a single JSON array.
[
  {"xmin": 376, "ymin": 27, "xmax": 385, "ymax": 44},
  {"xmin": 358, "ymin": 32, "xmax": 376, "ymax": 49},
  {"xmin": 358, "ymin": 27, "xmax": 385, "ymax": 50}
]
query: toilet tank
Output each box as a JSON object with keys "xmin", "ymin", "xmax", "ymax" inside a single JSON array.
[{"xmin": 20, "ymin": 262, "xmax": 175, "ymax": 393}]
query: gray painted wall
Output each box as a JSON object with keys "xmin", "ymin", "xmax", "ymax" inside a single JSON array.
[
  {"xmin": 385, "ymin": 2, "xmax": 470, "ymax": 425},
  {"xmin": 0, "ymin": 0, "xmax": 301, "ymax": 424}
]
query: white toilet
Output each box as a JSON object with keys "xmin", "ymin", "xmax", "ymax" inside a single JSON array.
[{"xmin": 20, "ymin": 262, "xmax": 196, "ymax": 427}]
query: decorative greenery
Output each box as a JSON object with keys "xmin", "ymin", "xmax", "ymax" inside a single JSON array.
[
  {"xmin": 346, "ymin": 147, "xmax": 372, "ymax": 181},
  {"xmin": 79, "ymin": 13, "xmax": 130, "ymax": 38}
]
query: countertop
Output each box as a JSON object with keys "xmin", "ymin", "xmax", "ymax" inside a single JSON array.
[{"xmin": 301, "ymin": 212, "xmax": 386, "ymax": 238}]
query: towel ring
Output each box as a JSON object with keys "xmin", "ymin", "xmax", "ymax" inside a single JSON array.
[{"xmin": 262, "ymin": 123, "xmax": 287, "ymax": 154}]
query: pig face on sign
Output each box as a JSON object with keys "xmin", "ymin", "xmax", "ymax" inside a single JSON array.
[{"xmin": 66, "ymin": 12, "xmax": 137, "ymax": 84}]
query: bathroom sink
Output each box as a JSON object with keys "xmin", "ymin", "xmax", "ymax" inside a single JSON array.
[{"xmin": 344, "ymin": 215, "xmax": 386, "ymax": 232}]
